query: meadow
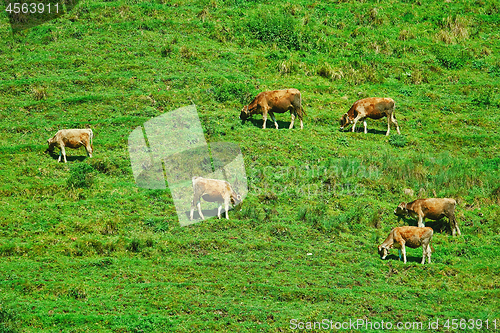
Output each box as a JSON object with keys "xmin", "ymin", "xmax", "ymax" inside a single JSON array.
[{"xmin": 0, "ymin": 0, "xmax": 499, "ymax": 331}]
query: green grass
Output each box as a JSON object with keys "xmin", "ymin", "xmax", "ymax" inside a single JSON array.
[{"xmin": 0, "ymin": 0, "xmax": 499, "ymax": 331}]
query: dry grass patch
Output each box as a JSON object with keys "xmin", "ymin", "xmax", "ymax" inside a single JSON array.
[
  {"xmin": 435, "ymin": 16, "xmax": 470, "ymax": 44},
  {"xmin": 32, "ymin": 86, "xmax": 48, "ymax": 100}
]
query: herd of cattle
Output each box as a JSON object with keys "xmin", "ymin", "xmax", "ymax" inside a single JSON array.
[{"xmin": 46, "ymin": 89, "xmax": 461, "ymax": 264}]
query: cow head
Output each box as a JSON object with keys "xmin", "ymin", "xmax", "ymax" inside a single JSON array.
[
  {"xmin": 394, "ymin": 202, "xmax": 408, "ymax": 216},
  {"xmin": 239, "ymin": 105, "xmax": 250, "ymax": 121},
  {"xmin": 46, "ymin": 137, "xmax": 56, "ymax": 153},
  {"xmin": 378, "ymin": 245, "xmax": 389, "ymax": 259},
  {"xmin": 339, "ymin": 113, "xmax": 350, "ymax": 129},
  {"xmin": 231, "ymin": 192, "xmax": 242, "ymax": 206}
]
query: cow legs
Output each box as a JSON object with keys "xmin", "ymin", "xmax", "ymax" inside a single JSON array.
[
  {"xmin": 392, "ymin": 114, "xmax": 401, "ymax": 135},
  {"xmin": 269, "ymin": 112, "xmax": 279, "ymax": 129},
  {"xmin": 289, "ymin": 113, "xmax": 295, "ymax": 129},
  {"xmin": 401, "ymin": 244, "xmax": 407, "ymax": 263},
  {"xmin": 189, "ymin": 200, "xmax": 195, "ymax": 220},
  {"xmin": 363, "ymin": 120, "xmax": 368, "ymax": 134},
  {"xmin": 224, "ymin": 199, "xmax": 230, "ymax": 219},
  {"xmin": 217, "ymin": 204, "xmax": 222, "ymax": 219},
  {"xmin": 427, "ymin": 244, "xmax": 432, "ymax": 264},
  {"xmin": 421, "ymin": 240, "xmax": 431, "ymax": 264},
  {"xmin": 423, "ymin": 243, "xmax": 432, "ymax": 264},
  {"xmin": 190, "ymin": 195, "xmax": 204, "ymax": 220},
  {"xmin": 197, "ymin": 201, "xmax": 204, "ymax": 220},
  {"xmin": 60, "ymin": 146, "xmax": 67, "ymax": 163},
  {"xmin": 426, "ymin": 245, "xmax": 430, "ymax": 264},
  {"xmin": 449, "ymin": 213, "xmax": 461, "ymax": 236},
  {"xmin": 85, "ymin": 142, "xmax": 93, "ymax": 158},
  {"xmin": 351, "ymin": 115, "xmax": 363, "ymax": 133},
  {"xmin": 417, "ymin": 216, "xmax": 425, "ymax": 228},
  {"xmin": 262, "ymin": 109, "xmax": 269, "ymax": 129},
  {"xmin": 387, "ymin": 114, "xmax": 400, "ymax": 136}
]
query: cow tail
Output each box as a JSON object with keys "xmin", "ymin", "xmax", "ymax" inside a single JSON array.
[
  {"xmin": 298, "ymin": 93, "xmax": 306, "ymax": 119},
  {"xmin": 90, "ymin": 129, "xmax": 94, "ymax": 151}
]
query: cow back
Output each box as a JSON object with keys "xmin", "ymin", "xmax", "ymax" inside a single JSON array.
[
  {"xmin": 247, "ymin": 89, "xmax": 301, "ymax": 115},
  {"xmin": 408, "ymin": 198, "xmax": 455, "ymax": 219},
  {"xmin": 193, "ymin": 177, "xmax": 232, "ymax": 203},
  {"xmin": 349, "ymin": 97, "xmax": 395, "ymax": 120}
]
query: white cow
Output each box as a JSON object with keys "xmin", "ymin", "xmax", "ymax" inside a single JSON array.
[
  {"xmin": 190, "ymin": 177, "xmax": 241, "ymax": 220},
  {"xmin": 47, "ymin": 129, "xmax": 93, "ymax": 163}
]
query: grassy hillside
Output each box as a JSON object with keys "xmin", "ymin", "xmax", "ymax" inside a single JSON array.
[{"xmin": 0, "ymin": 0, "xmax": 499, "ymax": 331}]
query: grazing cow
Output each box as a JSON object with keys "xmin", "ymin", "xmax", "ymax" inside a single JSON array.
[
  {"xmin": 378, "ymin": 226, "xmax": 433, "ymax": 264},
  {"xmin": 240, "ymin": 89, "xmax": 305, "ymax": 129},
  {"xmin": 47, "ymin": 129, "xmax": 93, "ymax": 163},
  {"xmin": 394, "ymin": 198, "xmax": 461, "ymax": 236},
  {"xmin": 339, "ymin": 97, "xmax": 400, "ymax": 136},
  {"xmin": 190, "ymin": 177, "xmax": 242, "ymax": 220}
]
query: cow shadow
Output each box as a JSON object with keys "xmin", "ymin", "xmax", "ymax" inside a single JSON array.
[
  {"xmin": 422, "ymin": 219, "xmax": 450, "ymax": 234},
  {"xmin": 46, "ymin": 150, "xmax": 88, "ymax": 162},
  {"xmin": 243, "ymin": 118, "xmax": 293, "ymax": 129},
  {"xmin": 382, "ymin": 254, "xmax": 424, "ymax": 263},
  {"xmin": 184, "ymin": 207, "xmax": 229, "ymax": 220},
  {"xmin": 395, "ymin": 216, "xmax": 450, "ymax": 234},
  {"xmin": 340, "ymin": 127, "xmax": 387, "ymax": 135},
  {"xmin": 366, "ymin": 128, "xmax": 389, "ymax": 135},
  {"xmin": 395, "ymin": 216, "xmax": 418, "ymax": 227}
]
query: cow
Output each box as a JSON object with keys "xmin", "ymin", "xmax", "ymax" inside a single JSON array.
[
  {"xmin": 339, "ymin": 97, "xmax": 400, "ymax": 136},
  {"xmin": 47, "ymin": 129, "xmax": 93, "ymax": 163},
  {"xmin": 190, "ymin": 176, "xmax": 242, "ymax": 220},
  {"xmin": 394, "ymin": 198, "xmax": 461, "ymax": 236},
  {"xmin": 240, "ymin": 89, "xmax": 305, "ymax": 129},
  {"xmin": 378, "ymin": 226, "xmax": 433, "ymax": 264}
]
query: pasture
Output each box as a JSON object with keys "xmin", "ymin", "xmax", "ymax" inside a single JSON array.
[{"xmin": 0, "ymin": 0, "xmax": 499, "ymax": 331}]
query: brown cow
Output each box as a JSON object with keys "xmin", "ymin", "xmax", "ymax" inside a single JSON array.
[
  {"xmin": 240, "ymin": 89, "xmax": 305, "ymax": 129},
  {"xmin": 378, "ymin": 226, "xmax": 433, "ymax": 264},
  {"xmin": 339, "ymin": 97, "xmax": 400, "ymax": 136},
  {"xmin": 394, "ymin": 198, "xmax": 461, "ymax": 236},
  {"xmin": 47, "ymin": 129, "xmax": 93, "ymax": 163},
  {"xmin": 190, "ymin": 176, "xmax": 242, "ymax": 220}
]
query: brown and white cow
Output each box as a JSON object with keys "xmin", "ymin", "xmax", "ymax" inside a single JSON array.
[
  {"xmin": 339, "ymin": 97, "xmax": 400, "ymax": 136},
  {"xmin": 190, "ymin": 176, "xmax": 242, "ymax": 220},
  {"xmin": 47, "ymin": 129, "xmax": 93, "ymax": 163},
  {"xmin": 240, "ymin": 89, "xmax": 305, "ymax": 129},
  {"xmin": 394, "ymin": 198, "xmax": 461, "ymax": 236},
  {"xmin": 378, "ymin": 226, "xmax": 433, "ymax": 264}
]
